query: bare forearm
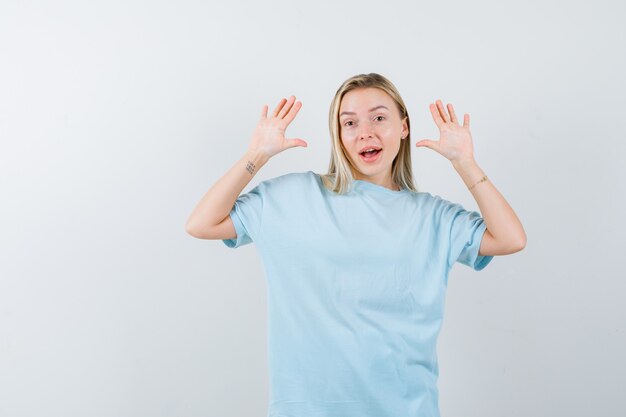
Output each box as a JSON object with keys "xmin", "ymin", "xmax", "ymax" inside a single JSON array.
[
  {"xmin": 452, "ymin": 158, "xmax": 526, "ymax": 248},
  {"xmin": 185, "ymin": 149, "xmax": 270, "ymax": 234}
]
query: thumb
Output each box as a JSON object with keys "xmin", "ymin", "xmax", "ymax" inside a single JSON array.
[
  {"xmin": 285, "ymin": 138, "xmax": 308, "ymax": 149},
  {"xmin": 415, "ymin": 139, "xmax": 437, "ymax": 150}
]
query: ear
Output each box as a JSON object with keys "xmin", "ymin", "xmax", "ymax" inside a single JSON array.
[{"xmin": 401, "ymin": 117, "xmax": 409, "ymax": 138}]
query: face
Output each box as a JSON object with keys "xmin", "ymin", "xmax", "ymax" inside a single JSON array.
[{"xmin": 338, "ymin": 87, "xmax": 408, "ymax": 184}]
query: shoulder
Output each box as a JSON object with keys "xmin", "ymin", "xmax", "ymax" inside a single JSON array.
[
  {"xmin": 417, "ymin": 191, "xmax": 454, "ymax": 207},
  {"xmin": 262, "ymin": 170, "xmax": 315, "ymax": 186},
  {"xmin": 254, "ymin": 170, "xmax": 317, "ymax": 194},
  {"xmin": 403, "ymin": 189, "xmax": 440, "ymax": 206},
  {"xmin": 408, "ymin": 191, "xmax": 466, "ymax": 218}
]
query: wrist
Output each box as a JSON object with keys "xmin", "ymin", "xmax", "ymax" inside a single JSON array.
[
  {"xmin": 452, "ymin": 157, "xmax": 477, "ymax": 171},
  {"xmin": 451, "ymin": 157, "xmax": 487, "ymax": 190},
  {"xmin": 243, "ymin": 149, "xmax": 271, "ymax": 174}
]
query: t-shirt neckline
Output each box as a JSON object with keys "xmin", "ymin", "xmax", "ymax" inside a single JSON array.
[
  {"xmin": 310, "ymin": 171, "xmax": 409, "ymax": 195},
  {"xmin": 352, "ymin": 179, "xmax": 409, "ymax": 195}
]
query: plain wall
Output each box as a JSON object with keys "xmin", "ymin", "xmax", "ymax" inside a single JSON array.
[{"xmin": 1, "ymin": 0, "xmax": 624, "ymax": 416}]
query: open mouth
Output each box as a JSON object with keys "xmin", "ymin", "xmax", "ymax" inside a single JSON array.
[{"xmin": 359, "ymin": 148, "xmax": 382, "ymax": 162}]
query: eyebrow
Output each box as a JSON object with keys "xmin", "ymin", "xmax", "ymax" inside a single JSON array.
[{"xmin": 339, "ymin": 105, "xmax": 389, "ymax": 118}]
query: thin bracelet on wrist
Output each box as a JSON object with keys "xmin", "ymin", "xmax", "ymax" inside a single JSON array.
[{"xmin": 468, "ymin": 175, "xmax": 488, "ymax": 190}]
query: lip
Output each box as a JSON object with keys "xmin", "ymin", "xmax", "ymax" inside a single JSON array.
[
  {"xmin": 359, "ymin": 149, "xmax": 382, "ymax": 164},
  {"xmin": 358, "ymin": 145, "xmax": 383, "ymax": 154}
]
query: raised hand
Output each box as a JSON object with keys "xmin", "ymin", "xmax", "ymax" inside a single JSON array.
[
  {"xmin": 415, "ymin": 99, "xmax": 475, "ymax": 163},
  {"xmin": 248, "ymin": 95, "xmax": 308, "ymax": 159}
]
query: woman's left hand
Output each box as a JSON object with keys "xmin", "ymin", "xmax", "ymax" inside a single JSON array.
[{"xmin": 415, "ymin": 99, "xmax": 475, "ymax": 163}]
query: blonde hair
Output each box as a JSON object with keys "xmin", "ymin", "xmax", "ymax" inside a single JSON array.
[{"xmin": 320, "ymin": 73, "xmax": 418, "ymax": 194}]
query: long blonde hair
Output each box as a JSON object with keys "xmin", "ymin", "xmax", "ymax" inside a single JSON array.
[{"xmin": 320, "ymin": 73, "xmax": 418, "ymax": 194}]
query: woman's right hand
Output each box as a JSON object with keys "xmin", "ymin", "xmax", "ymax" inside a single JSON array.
[{"xmin": 248, "ymin": 95, "xmax": 308, "ymax": 159}]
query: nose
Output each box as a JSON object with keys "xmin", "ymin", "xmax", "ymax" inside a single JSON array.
[{"xmin": 358, "ymin": 121, "xmax": 375, "ymax": 139}]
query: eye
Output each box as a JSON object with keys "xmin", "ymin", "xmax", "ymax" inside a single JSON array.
[
  {"xmin": 375, "ymin": 116, "xmax": 385, "ymax": 121},
  {"xmin": 344, "ymin": 121, "xmax": 354, "ymax": 127}
]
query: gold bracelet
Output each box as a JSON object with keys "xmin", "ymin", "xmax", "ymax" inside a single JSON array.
[{"xmin": 468, "ymin": 175, "xmax": 488, "ymax": 190}]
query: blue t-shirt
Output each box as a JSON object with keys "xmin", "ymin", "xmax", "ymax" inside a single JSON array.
[{"xmin": 222, "ymin": 170, "xmax": 493, "ymax": 417}]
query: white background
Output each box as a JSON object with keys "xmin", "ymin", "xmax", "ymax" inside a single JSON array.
[{"xmin": 1, "ymin": 0, "xmax": 624, "ymax": 416}]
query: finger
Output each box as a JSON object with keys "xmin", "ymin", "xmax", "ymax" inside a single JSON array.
[
  {"xmin": 278, "ymin": 95, "xmax": 296, "ymax": 119},
  {"xmin": 447, "ymin": 103, "xmax": 458, "ymax": 124},
  {"xmin": 271, "ymin": 98, "xmax": 287, "ymax": 118},
  {"xmin": 261, "ymin": 104, "xmax": 268, "ymax": 119},
  {"xmin": 415, "ymin": 139, "xmax": 437, "ymax": 150},
  {"xmin": 464, "ymin": 113, "xmax": 470, "ymax": 128},
  {"xmin": 285, "ymin": 138, "xmax": 308, "ymax": 149},
  {"xmin": 429, "ymin": 103, "xmax": 444, "ymax": 127},
  {"xmin": 435, "ymin": 100, "xmax": 449, "ymax": 123},
  {"xmin": 283, "ymin": 100, "xmax": 302, "ymax": 125}
]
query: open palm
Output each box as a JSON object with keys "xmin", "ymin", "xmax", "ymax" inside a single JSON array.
[
  {"xmin": 415, "ymin": 99, "xmax": 475, "ymax": 162},
  {"xmin": 248, "ymin": 95, "xmax": 307, "ymax": 159}
]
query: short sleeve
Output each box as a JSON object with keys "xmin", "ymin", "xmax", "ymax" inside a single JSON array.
[
  {"xmin": 221, "ymin": 182, "xmax": 265, "ymax": 249},
  {"xmin": 441, "ymin": 199, "xmax": 494, "ymax": 271}
]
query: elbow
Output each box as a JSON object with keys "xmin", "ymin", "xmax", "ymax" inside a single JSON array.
[
  {"xmin": 186, "ymin": 221, "xmax": 216, "ymax": 240},
  {"xmin": 185, "ymin": 221, "xmax": 202, "ymax": 238},
  {"xmin": 515, "ymin": 233, "xmax": 527, "ymax": 252},
  {"xmin": 499, "ymin": 235, "xmax": 526, "ymax": 255}
]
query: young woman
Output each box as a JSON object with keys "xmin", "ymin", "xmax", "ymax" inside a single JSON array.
[{"xmin": 186, "ymin": 73, "xmax": 526, "ymax": 417}]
